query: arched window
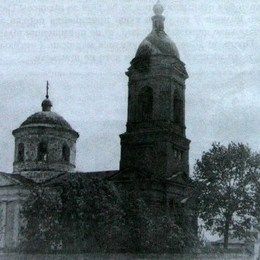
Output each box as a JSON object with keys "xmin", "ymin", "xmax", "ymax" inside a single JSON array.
[
  {"xmin": 38, "ymin": 141, "xmax": 48, "ymax": 162},
  {"xmin": 62, "ymin": 144, "xmax": 70, "ymax": 163},
  {"xmin": 173, "ymin": 92, "xmax": 183, "ymax": 124},
  {"xmin": 18, "ymin": 143, "xmax": 24, "ymax": 162},
  {"xmin": 138, "ymin": 87, "xmax": 153, "ymax": 121},
  {"xmin": 159, "ymin": 91, "xmax": 170, "ymax": 120}
]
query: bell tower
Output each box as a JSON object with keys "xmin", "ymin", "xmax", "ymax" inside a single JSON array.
[{"xmin": 120, "ymin": 1, "xmax": 190, "ymax": 180}]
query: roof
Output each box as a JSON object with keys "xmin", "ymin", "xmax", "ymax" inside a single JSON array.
[
  {"xmin": 78, "ymin": 171, "xmax": 119, "ymax": 178},
  {"xmin": 0, "ymin": 172, "xmax": 34, "ymax": 187},
  {"xmin": 136, "ymin": 30, "xmax": 180, "ymax": 58},
  {"xmin": 39, "ymin": 171, "xmax": 119, "ymax": 186},
  {"xmin": 0, "ymin": 169, "xmax": 192, "ymax": 189},
  {"xmin": 20, "ymin": 111, "xmax": 73, "ymax": 130},
  {"xmin": 10, "ymin": 174, "xmax": 35, "ymax": 185},
  {"xmin": 0, "ymin": 171, "xmax": 119, "ymax": 188},
  {"xmin": 135, "ymin": 2, "xmax": 180, "ymax": 59}
]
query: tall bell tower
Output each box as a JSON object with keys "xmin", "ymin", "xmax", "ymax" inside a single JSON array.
[{"xmin": 120, "ymin": 1, "xmax": 190, "ymax": 181}]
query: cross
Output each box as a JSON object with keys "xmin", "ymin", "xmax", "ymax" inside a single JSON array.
[{"xmin": 46, "ymin": 81, "xmax": 49, "ymax": 99}]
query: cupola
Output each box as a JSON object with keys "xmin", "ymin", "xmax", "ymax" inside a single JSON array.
[
  {"xmin": 135, "ymin": 0, "xmax": 180, "ymax": 58},
  {"xmin": 12, "ymin": 82, "xmax": 79, "ymax": 177}
]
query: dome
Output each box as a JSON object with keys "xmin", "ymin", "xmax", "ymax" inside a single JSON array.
[
  {"xmin": 135, "ymin": 1, "xmax": 180, "ymax": 59},
  {"xmin": 18, "ymin": 82, "xmax": 77, "ymax": 133},
  {"xmin": 20, "ymin": 111, "xmax": 73, "ymax": 130},
  {"xmin": 12, "ymin": 82, "xmax": 79, "ymax": 175},
  {"xmin": 136, "ymin": 31, "xmax": 180, "ymax": 58}
]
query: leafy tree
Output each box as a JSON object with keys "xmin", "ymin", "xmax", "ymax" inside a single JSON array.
[
  {"xmin": 194, "ymin": 142, "xmax": 260, "ymax": 249},
  {"xmin": 19, "ymin": 186, "xmax": 62, "ymax": 252},
  {"xmin": 20, "ymin": 175, "xmax": 125, "ymax": 253}
]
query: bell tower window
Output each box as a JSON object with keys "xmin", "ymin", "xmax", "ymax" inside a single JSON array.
[
  {"xmin": 38, "ymin": 141, "xmax": 48, "ymax": 162},
  {"xmin": 62, "ymin": 144, "xmax": 70, "ymax": 163},
  {"xmin": 18, "ymin": 143, "xmax": 25, "ymax": 162},
  {"xmin": 173, "ymin": 92, "xmax": 183, "ymax": 124},
  {"xmin": 139, "ymin": 86, "xmax": 153, "ymax": 121}
]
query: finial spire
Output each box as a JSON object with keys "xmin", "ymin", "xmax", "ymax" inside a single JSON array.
[
  {"xmin": 46, "ymin": 80, "xmax": 49, "ymax": 99},
  {"xmin": 42, "ymin": 81, "xmax": 52, "ymax": 112},
  {"xmin": 152, "ymin": 1, "xmax": 165, "ymax": 32}
]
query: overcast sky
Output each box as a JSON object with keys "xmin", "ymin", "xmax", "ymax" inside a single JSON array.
[{"xmin": 0, "ymin": 0, "xmax": 259, "ymax": 174}]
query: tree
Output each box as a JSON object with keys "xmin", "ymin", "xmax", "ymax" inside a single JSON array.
[
  {"xmin": 194, "ymin": 142, "xmax": 259, "ymax": 249},
  {"xmin": 252, "ymin": 158, "xmax": 260, "ymax": 221},
  {"xmin": 20, "ymin": 175, "xmax": 125, "ymax": 253},
  {"xmin": 19, "ymin": 186, "xmax": 62, "ymax": 252}
]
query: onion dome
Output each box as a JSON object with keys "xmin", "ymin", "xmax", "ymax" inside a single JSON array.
[{"xmin": 135, "ymin": 1, "xmax": 180, "ymax": 58}]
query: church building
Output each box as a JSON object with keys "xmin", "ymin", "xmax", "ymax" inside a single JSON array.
[{"xmin": 0, "ymin": 1, "xmax": 195, "ymax": 251}]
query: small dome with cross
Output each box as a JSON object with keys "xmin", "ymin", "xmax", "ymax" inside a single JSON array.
[{"xmin": 12, "ymin": 82, "xmax": 79, "ymax": 176}]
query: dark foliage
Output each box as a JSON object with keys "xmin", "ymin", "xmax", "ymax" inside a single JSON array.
[
  {"xmin": 117, "ymin": 182, "xmax": 197, "ymax": 254},
  {"xmin": 20, "ymin": 175, "xmax": 196, "ymax": 254},
  {"xmin": 193, "ymin": 142, "xmax": 260, "ymax": 249},
  {"xmin": 20, "ymin": 175, "xmax": 124, "ymax": 253}
]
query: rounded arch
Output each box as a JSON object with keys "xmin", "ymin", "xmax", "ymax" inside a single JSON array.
[
  {"xmin": 37, "ymin": 141, "xmax": 48, "ymax": 162},
  {"xmin": 138, "ymin": 86, "xmax": 153, "ymax": 121},
  {"xmin": 173, "ymin": 90, "xmax": 183, "ymax": 124},
  {"xmin": 62, "ymin": 143, "xmax": 70, "ymax": 163},
  {"xmin": 18, "ymin": 143, "xmax": 25, "ymax": 162}
]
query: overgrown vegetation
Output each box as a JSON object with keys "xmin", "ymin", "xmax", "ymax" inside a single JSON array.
[{"xmin": 20, "ymin": 175, "xmax": 197, "ymax": 254}]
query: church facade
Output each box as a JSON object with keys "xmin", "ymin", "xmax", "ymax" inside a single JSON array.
[{"xmin": 0, "ymin": 2, "xmax": 195, "ymax": 251}]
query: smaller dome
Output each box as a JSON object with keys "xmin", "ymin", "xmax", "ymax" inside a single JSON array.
[
  {"xmin": 20, "ymin": 111, "xmax": 73, "ymax": 130},
  {"xmin": 42, "ymin": 98, "xmax": 52, "ymax": 111},
  {"xmin": 12, "ymin": 82, "xmax": 79, "ymax": 174}
]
